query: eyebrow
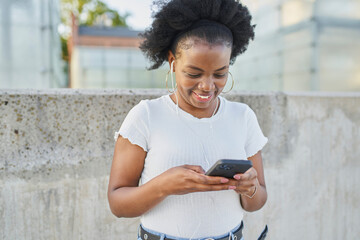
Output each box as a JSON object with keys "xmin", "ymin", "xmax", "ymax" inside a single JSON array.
[{"xmin": 185, "ymin": 65, "xmax": 228, "ymax": 72}]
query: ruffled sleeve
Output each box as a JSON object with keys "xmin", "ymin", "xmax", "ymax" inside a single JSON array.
[
  {"xmin": 114, "ymin": 100, "xmax": 150, "ymax": 152},
  {"xmin": 245, "ymin": 106, "xmax": 268, "ymax": 158}
]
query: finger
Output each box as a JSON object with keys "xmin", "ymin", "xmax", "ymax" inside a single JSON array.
[
  {"xmin": 233, "ymin": 174, "xmax": 243, "ymax": 180},
  {"xmin": 227, "ymin": 179, "xmax": 255, "ymax": 192},
  {"xmin": 232, "ymin": 178, "xmax": 256, "ymax": 187},
  {"xmin": 235, "ymin": 182, "xmax": 254, "ymax": 190},
  {"xmin": 193, "ymin": 174, "xmax": 230, "ymax": 185},
  {"xmin": 233, "ymin": 178, "xmax": 258, "ymax": 195},
  {"xmin": 234, "ymin": 168, "xmax": 257, "ymax": 180},
  {"xmin": 192, "ymin": 183, "xmax": 236, "ymax": 192},
  {"xmin": 227, "ymin": 179, "xmax": 240, "ymax": 186},
  {"xmin": 183, "ymin": 165, "xmax": 205, "ymax": 174}
]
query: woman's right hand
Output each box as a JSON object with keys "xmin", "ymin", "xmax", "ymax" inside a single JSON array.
[{"xmin": 155, "ymin": 165, "xmax": 235, "ymax": 196}]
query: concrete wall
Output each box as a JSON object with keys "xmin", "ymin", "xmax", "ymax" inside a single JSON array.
[{"xmin": 0, "ymin": 89, "xmax": 359, "ymax": 240}]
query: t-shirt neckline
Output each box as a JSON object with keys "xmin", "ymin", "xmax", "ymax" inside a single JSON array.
[{"xmin": 164, "ymin": 94, "xmax": 224, "ymax": 122}]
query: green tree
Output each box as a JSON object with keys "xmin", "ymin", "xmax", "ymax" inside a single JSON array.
[{"xmin": 59, "ymin": 0, "xmax": 129, "ymax": 61}]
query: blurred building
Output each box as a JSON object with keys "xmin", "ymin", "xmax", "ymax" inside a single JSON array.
[
  {"xmin": 0, "ymin": 0, "xmax": 66, "ymax": 89},
  {"xmin": 68, "ymin": 17, "xmax": 167, "ymax": 89},
  {"xmin": 233, "ymin": 0, "xmax": 360, "ymax": 91},
  {"xmin": 68, "ymin": 0, "xmax": 360, "ymax": 91}
]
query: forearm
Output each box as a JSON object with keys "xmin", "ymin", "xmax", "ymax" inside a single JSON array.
[
  {"xmin": 108, "ymin": 178, "xmax": 166, "ymax": 218},
  {"xmin": 108, "ymin": 164, "xmax": 232, "ymax": 217},
  {"xmin": 239, "ymin": 183, "xmax": 267, "ymax": 212}
]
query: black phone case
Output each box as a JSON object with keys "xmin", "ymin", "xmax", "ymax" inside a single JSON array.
[{"xmin": 205, "ymin": 159, "xmax": 253, "ymax": 178}]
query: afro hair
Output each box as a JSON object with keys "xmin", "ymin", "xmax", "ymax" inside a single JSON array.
[{"xmin": 139, "ymin": 0, "xmax": 255, "ymax": 70}]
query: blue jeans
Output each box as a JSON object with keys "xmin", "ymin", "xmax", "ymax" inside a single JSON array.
[{"xmin": 137, "ymin": 223, "xmax": 244, "ymax": 240}]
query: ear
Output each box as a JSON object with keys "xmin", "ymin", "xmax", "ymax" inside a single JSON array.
[{"xmin": 167, "ymin": 50, "xmax": 176, "ymax": 72}]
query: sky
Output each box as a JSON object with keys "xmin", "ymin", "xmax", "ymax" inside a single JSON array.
[{"xmin": 102, "ymin": 0, "xmax": 153, "ymax": 30}]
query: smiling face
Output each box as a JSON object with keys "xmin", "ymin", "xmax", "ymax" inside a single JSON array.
[{"xmin": 168, "ymin": 39, "xmax": 232, "ymax": 118}]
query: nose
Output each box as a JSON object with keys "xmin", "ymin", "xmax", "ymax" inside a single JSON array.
[{"xmin": 198, "ymin": 76, "xmax": 215, "ymax": 92}]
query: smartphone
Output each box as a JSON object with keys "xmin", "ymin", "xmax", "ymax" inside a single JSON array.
[{"xmin": 205, "ymin": 159, "xmax": 253, "ymax": 178}]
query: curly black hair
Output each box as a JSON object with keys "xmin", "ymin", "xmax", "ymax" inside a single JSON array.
[{"xmin": 139, "ymin": 0, "xmax": 255, "ymax": 70}]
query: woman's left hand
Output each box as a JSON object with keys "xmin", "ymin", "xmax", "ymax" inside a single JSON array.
[
  {"xmin": 233, "ymin": 151, "xmax": 267, "ymax": 211},
  {"xmin": 228, "ymin": 167, "xmax": 259, "ymax": 197}
]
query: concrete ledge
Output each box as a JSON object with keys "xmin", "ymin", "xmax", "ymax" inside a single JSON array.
[{"xmin": 1, "ymin": 89, "xmax": 359, "ymax": 239}]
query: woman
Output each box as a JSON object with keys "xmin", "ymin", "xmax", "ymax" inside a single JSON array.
[{"xmin": 108, "ymin": 0, "xmax": 268, "ymax": 239}]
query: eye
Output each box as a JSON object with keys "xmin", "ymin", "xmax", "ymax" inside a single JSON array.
[
  {"xmin": 214, "ymin": 73, "xmax": 227, "ymax": 78},
  {"xmin": 187, "ymin": 73, "xmax": 201, "ymax": 78}
]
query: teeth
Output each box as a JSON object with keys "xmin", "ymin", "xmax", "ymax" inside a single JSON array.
[
  {"xmin": 198, "ymin": 95, "xmax": 210, "ymax": 99},
  {"xmin": 195, "ymin": 93, "xmax": 211, "ymax": 99}
]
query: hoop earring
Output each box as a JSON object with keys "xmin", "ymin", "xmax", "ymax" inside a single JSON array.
[
  {"xmin": 222, "ymin": 72, "xmax": 234, "ymax": 94},
  {"xmin": 165, "ymin": 61, "xmax": 177, "ymax": 93}
]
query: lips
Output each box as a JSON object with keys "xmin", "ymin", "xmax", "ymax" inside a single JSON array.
[{"xmin": 192, "ymin": 91, "xmax": 213, "ymax": 102}]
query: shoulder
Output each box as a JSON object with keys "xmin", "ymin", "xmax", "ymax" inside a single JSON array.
[
  {"xmin": 220, "ymin": 97, "xmax": 260, "ymax": 124},
  {"xmin": 143, "ymin": 95, "xmax": 168, "ymax": 108},
  {"xmin": 129, "ymin": 95, "xmax": 167, "ymax": 111},
  {"xmin": 126, "ymin": 95, "xmax": 169, "ymax": 120},
  {"xmin": 221, "ymin": 96, "xmax": 252, "ymax": 116}
]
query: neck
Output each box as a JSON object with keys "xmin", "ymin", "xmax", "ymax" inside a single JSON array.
[{"xmin": 170, "ymin": 93, "xmax": 219, "ymax": 119}]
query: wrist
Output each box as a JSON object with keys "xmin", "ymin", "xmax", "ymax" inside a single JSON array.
[
  {"xmin": 242, "ymin": 179, "xmax": 260, "ymax": 199},
  {"xmin": 244, "ymin": 185, "xmax": 257, "ymax": 199},
  {"xmin": 240, "ymin": 183, "xmax": 268, "ymax": 212},
  {"xmin": 140, "ymin": 177, "xmax": 169, "ymax": 199},
  {"xmin": 147, "ymin": 176, "xmax": 169, "ymax": 199}
]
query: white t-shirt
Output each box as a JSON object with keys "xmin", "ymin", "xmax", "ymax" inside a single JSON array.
[{"xmin": 114, "ymin": 94, "xmax": 268, "ymax": 238}]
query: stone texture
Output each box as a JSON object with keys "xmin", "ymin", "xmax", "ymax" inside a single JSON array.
[{"xmin": 0, "ymin": 89, "xmax": 359, "ymax": 239}]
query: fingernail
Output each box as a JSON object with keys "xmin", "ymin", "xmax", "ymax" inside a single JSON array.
[
  {"xmin": 221, "ymin": 178, "xmax": 229, "ymax": 183},
  {"xmin": 228, "ymin": 186, "xmax": 236, "ymax": 190},
  {"xmin": 234, "ymin": 175, "xmax": 240, "ymax": 180}
]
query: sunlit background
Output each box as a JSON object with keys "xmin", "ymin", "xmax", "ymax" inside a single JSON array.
[{"xmin": 0, "ymin": 0, "xmax": 359, "ymax": 91}]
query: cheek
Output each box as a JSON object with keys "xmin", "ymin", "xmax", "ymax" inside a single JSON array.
[
  {"xmin": 176, "ymin": 77, "xmax": 198, "ymax": 90},
  {"xmin": 216, "ymin": 79, "xmax": 227, "ymax": 89}
]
